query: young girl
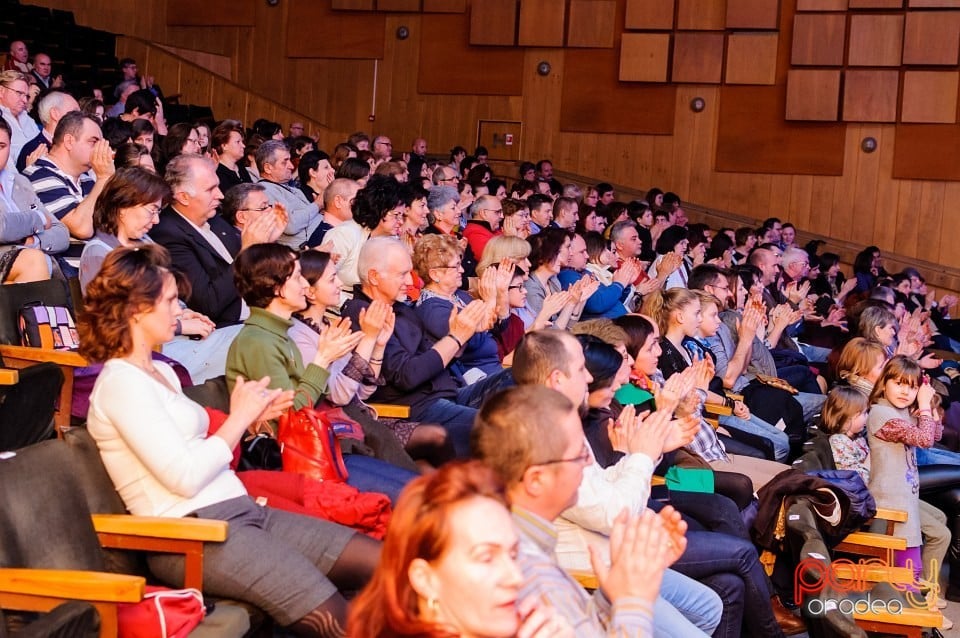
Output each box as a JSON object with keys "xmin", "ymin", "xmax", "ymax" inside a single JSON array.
[
  {"xmin": 820, "ymin": 386, "xmax": 870, "ymax": 482},
  {"xmin": 868, "ymin": 356, "xmax": 951, "ymax": 604}
]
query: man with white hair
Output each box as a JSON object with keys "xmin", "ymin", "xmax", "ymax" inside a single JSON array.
[
  {"xmin": 341, "ymin": 237, "xmax": 513, "ymax": 457},
  {"xmin": 150, "ymin": 154, "xmax": 279, "ymax": 326},
  {"xmin": 16, "ymin": 90, "xmax": 78, "ymax": 172}
]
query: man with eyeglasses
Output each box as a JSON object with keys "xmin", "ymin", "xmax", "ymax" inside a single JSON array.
[
  {"xmin": 255, "ymin": 139, "xmax": 321, "ymax": 249},
  {"xmin": 430, "ymin": 165, "xmax": 459, "ymax": 187},
  {"xmin": 372, "ymin": 135, "xmax": 393, "ymax": 162},
  {"xmin": 462, "ymin": 194, "xmax": 502, "ymax": 257},
  {"xmin": 499, "ymin": 329, "xmax": 725, "ymax": 637},
  {"xmin": 0, "ymin": 70, "xmax": 39, "ymax": 171}
]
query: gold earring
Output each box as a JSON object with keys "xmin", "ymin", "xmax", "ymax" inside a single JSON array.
[{"xmin": 427, "ymin": 598, "xmax": 439, "ymax": 614}]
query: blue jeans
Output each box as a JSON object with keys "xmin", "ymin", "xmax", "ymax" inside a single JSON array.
[
  {"xmin": 720, "ymin": 413, "xmax": 790, "ymax": 462},
  {"xmin": 671, "ymin": 530, "xmax": 782, "ymax": 638},
  {"xmin": 412, "ymin": 369, "xmax": 514, "ymax": 457},
  {"xmin": 917, "ymin": 446, "xmax": 960, "ymax": 466},
  {"xmin": 343, "ymin": 454, "xmax": 418, "ymax": 504},
  {"xmin": 655, "ymin": 568, "xmax": 722, "ymax": 637},
  {"xmin": 799, "ymin": 343, "xmax": 832, "ymax": 363},
  {"xmin": 795, "ymin": 391, "xmax": 826, "ymax": 423}
]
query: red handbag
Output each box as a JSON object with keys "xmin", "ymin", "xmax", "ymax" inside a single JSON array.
[
  {"xmin": 278, "ymin": 404, "xmax": 349, "ymax": 482},
  {"xmin": 118, "ymin": 586, "xmax": 205, "ymax": 638}
]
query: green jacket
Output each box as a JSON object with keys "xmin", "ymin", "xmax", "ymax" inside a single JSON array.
[{"xmin": 225, "ymin": 307, "xmax": 330, "ymax": 411}]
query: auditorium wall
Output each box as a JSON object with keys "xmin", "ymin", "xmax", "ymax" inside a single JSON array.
[{"xmin": 23, "ymin": 0, "xmax": 960, "ymax": 283}]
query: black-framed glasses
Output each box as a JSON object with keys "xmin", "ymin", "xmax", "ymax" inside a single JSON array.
[
  {"xmin": 508, "ymin": 284, "xmax": 525, "ymax": 290},
  {"xmin": 240, "ymin": 204, "xmax": 273, "ymax": 213},
  {"xmin": 1, "ymin": 84, "xmax": 28, "ymax": 99}
]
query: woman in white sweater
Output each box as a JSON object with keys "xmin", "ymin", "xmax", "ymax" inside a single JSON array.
[{"xmin": 79, "ymin": 244, "xmax": 379, "ymax": 638}]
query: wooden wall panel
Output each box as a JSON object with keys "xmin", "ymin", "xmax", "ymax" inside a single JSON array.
[
  {"xmin": 562, "ymin": 49, "xmax": 676, "ymax": 133},
  {"xmin": 619, "ymin": 33, "xmax": 670, "ymax": 82},
  {"xmin": 903, "ymin": 11, "xmax": 960, "ymax": 64},
  {"xmin": 910, "ymin": 0, "xmax": 960, "ymax": 5},
  {"xmin": 894, "ymin": 126, "xmax": 960, "ymax": 179},
  {"xmin": 672, "ymin": 33, "xmax": 724, "ymax": 83},
  {"xmin": 166, "ymin": 0, "xmax": 255, "ymax": 26},
  {"xmin": 377, "ymin": 0, "xmax": 421, "ymax": 10},
  {"xmin": 848, "ymin": 14, "xmax": 903, "ymax": 66},
  {"xmin": 518, "ymin": 0, "xmax": 565, "ymax": 46},
  {"xmin": 792, "ymin": 13, "xmax": 846, "ymax": 65},
  {"xmin": 842, "ymin": 69, "xmax": 899, "ymax": 122},
  {"xmin": 287, "ymin": 0, "xmax": 385, "ymax": 59},
  {"xmin": 901, "ymin": 71, "xmax": 959, "ymax": 122},
  {"xmin": 797, "ymin": 0, "xmax": 847, "ymax": 8},
  {"xmin": 419, "ymin": 14, "xmax": 524, "ymax": 94},
  {"xmin": 625, "ymin": 0, "xmax": 675, "ymax": 29},
  {"xmin": 718, "ymin": 85, "xmax": 846, "ymax": 174},
  {"xmin": 785, "ymin": 70, "xmax": 841, "ymax": 120},
  {"xmin": 332, "ymin": 0, "xmax": 375, "ymax": 8},
  {"xmin": 726, "ymin": 0, "xmax": 780, "ymax": 29},
  {"xmin": 567, "ymin": 0, "xmax": 617, "ymax": 48},
  {"xmin": 423, "ymin": 0, "xmax": 466, "ymax": 10},
  {"xmin": 469, "ymin": 0, "xmax": 517, "ymax": 46},
  {"xmin": 849, "ymin": 0, "xmax": 901, "ymax": 6},
  {"xmin": 725, "ymin": 33, "xmax": 778, "ymax": 84},
  {"xmin": 677, "ymin": 0, "xmax": 726, "ymax": 30}
]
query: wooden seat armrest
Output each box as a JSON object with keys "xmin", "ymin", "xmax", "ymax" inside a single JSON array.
[
  {"xmin": 369, "ymin": 403, "xmax": 411, "ymax": 419},
  {"xmin": 0, "ymin": 344, "xmax": 89, "ymax": 367},
  {"xmin": 0, "ymin": 568, "xmax": 143, "ymax": 603},
  {"xmin": 724, "ymin": 391, "xmax": 744, "ymax": 402},
  {"xmin": 873, "ymin": 508, "xmax": 908, "ymax": 523},
  {"xmin": 567, "ymin": 570, "xmax": 598, "ymax": 590},
  {"xmin": 91, "ymin": 514, "xmax": 228, "ymax": 542},
  {"xmin": 703, "ymin": 402, "xmax": 732, "ymax": 417},
  {"xmin": 0, "ymin": 368, "xmax": 18, "ymax": 385},
  {"xmin": 837, "ymin": 531, "xmax": 907, "ymax": 551}
]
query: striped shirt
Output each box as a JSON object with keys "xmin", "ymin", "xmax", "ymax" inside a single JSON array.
[
  {"xmin": 511, "ymin": 506, "xmax": 654, "ymax": 637},
  {"xmin": 23, "ymin": 157, "xmax": 94, "ymax": 221}
]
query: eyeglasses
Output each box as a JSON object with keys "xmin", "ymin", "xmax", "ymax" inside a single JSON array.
[
  {"xmin": 142, "ymin": 205, "xmax": 162, "ymax": 216},
  {"xmin": 386, "ymin": 211, "xmax": 405, "ymax": 221},
  {"xmin": 240, "ymin": 204, "xmax": 273, "ymax": 213},
  {"xmin": 435, "ymin": 261, "xmax": 463, "ymax": 270},
  {"xmin": 532, "ymin": 446, "xmax": 591, "ymax": 467},
  {"xmin": 440, "ymin": 176, "xmax": 460, "ymax": 183},
  {"xmin": 508, "ymin": 284, "xmax": 525, "ymax": 290},
  {"xmin": 1, "ymin": 85, "xmax": 28, "ymax": 99}
]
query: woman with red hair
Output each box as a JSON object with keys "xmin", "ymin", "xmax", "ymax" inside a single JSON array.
[{"xmin": 348, "ymin": 460, "xmax": 572, "ymax": 637}]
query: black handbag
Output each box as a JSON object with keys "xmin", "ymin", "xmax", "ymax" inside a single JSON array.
[{"xmin": 238, "ymin": 432, "xmax": 283, "ymax": 471}]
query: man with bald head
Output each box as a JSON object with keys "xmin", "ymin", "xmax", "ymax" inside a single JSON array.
[
  {"xmin": 304, "ymin": 177, "xmax": 360, "ymax": 247},
  {"xmin": 407, "ymin": 136, "xmax": 427, "ymax": 179},
  {"xmin": 30, "ymin": 53, "xmax": 63, "ymax": 89},
  {"xmin": 17, "ymin": 90, "xmax": 78, "ymax": 172},
  {"xmin": 372, "ymin": 135, "xmax": 392, "ymax": 162},
  {"xmin": 3, "ymin": 41, "xmax": 30, "ymax": 73}
]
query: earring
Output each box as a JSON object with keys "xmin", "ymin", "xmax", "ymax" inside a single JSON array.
[{"xmin": 427, "ymin": 598, "xmax": 440, "ymax": 615}]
